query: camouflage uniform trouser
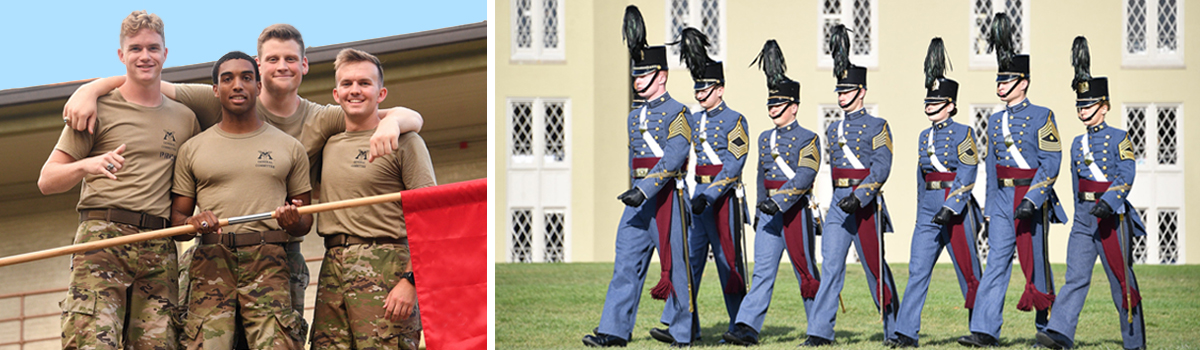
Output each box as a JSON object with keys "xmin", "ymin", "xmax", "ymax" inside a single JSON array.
[
  {"xmin": 311, "ymin": 243, "xmax": 421, "ymax": 350},
  {"xmin": 178, "ymin": 242, "xmax": 308, "ymax": 349},
  {"xmin": 61, "ymin": 219, "xmax": 179, "ymax": 350},
  {"xmin": 182, "ymin": 243, "xmax": 304, "ymax": 350}
]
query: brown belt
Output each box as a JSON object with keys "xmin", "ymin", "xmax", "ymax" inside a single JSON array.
[
  {"xmin": 324, "ymin": 234, "xmax": 408, "ymax": 249},
  {"xmin": 200, "ymin": 230, "xmax": 291, "ymax": 248},
  {"xmin": 79, "ymin": 208, "xmax": 169, "ymax": 230}
]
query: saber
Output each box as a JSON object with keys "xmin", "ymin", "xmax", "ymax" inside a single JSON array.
[
  {"xmin": 0, "ymin": 191, "xmax": 404, "ymax": 268},
  {"xmin": 1118, "ymin": 212, "xmax": 1132, "ymax": 323},
  {"xmin": 678, "ymin": 186, "xmax": 695, "ymax": 313},
  {"xmin": 876, "ymin": 194, "xmax": 884, "ymax": 322}
]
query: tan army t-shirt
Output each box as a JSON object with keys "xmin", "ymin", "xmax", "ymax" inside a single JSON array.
[
  {"xmin": 172, "ymin": 123, "xmax": 311, "ymax": 234},
  {"xmin": 55, "ymin": 90, "xmax": 200, "ymax": 219},
  {"xmin": 318, "ymin": 130, "xmax": 436, "ymax": 239},
  {"xmin": 173, "ymin": 83, "xmax": 345, "ymax": 158}
]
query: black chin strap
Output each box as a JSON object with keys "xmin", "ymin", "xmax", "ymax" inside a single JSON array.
[
  {"xmin": 770, "ymin": 102, "xmax": 794, "ymax": 119},
  {"xmin": 925, "ymin": 103, "xmax": 949, "ymax": 116},
  {"xmin": 635, "ymin": 70, "xmax": 661, "ymax": 95},
  {"xmin": 1080, "ymin": 106, "xmax": 1099, "ymax": 123},
  {"xmin": 695, "ymin": 86, "xmax": 716, "ymax": 103},
  {"xmin": 997, "ymin": 78, "xmax": 1025, "ymax": 99},
  {"xmin": 839, "ymin": 89, "xmax": 861, "ymax": 109}
]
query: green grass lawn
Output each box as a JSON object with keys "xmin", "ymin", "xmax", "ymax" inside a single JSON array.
[{"xmin": 497, "ymin": 261, "xmax": 1200, "ymax": 349}]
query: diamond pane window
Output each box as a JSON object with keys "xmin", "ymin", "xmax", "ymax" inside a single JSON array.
[
  {"xmin": 1157, "ymin": 106, "xmax": 1177, "ymax": 165},
  {"xmin": 701, "ymin": 0, "xmax": 720, "ymax": 54},
  {"xmin": 1158, "ymin": 210, "xmax": 1178, "ymax": 264},
  {"xmin": 820, "ymin": 107, "xmax": 841, "ymax": 165},
  {"xmin": 511, "ymin": 0, "xmax": 565, "ymax": 61},
  {"xmin": 511, "ymin": 102, "xmax": 533, "ymax": 161},
  {"xmin": 818, "ymin": 0, "xmax": 876, "ymax": 67},
  {"xmin": 1127, "ymin": 107, "xmax": 1147, "ymax": 160},
  {"xmin": 969, "ymin": 0, "xmax": 1030, "ymax": 68},
  {"xmin": 972, "ymin": 107, "xmax": 993, "ymax": 154},
  {"xmin": 977, "ymin": 222, "xmax": 989, "ymax": 261},
  {"xmin": 510, "ymin": 209, "xmax": 533, "ymax": 263},
  {"xmin": 544, "ymin": 102, "xmax": 565, "ymax": 163},
  {"xmin": 1124, "ymin": 0, "xmax": 1184, "ymax": 66},
  {"xmin": 1133, "ymin": 208, "xmax": 1148, "ymax": 264},
  {"xmin": 544, "ymin": 210, "xmax": 565, "ymax": 263}
]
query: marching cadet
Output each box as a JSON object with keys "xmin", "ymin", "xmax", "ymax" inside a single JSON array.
[
  {"xmin": 1036, "ymin": 37, "xmax": 1145, "ymax": 350},
  {"xmin": 804, "ymin": 24, "xmax": 900, "ymax": 347},
  {"xmin": 654, "ymin": 27, "xmax": 748, "ymax": 345},
  {"xmin": 959, "ymin": 13, "xmax": 1067, "ymax": 347},
  {"xmin": 722, "ymin": 40, "xmax": 822, "ymax": 346},
  {"xmin": 891, "ymin": 38, "xmax": 984, "ymax": 348},
  {"xmin": 583, "ymin": 5, "xmax": 695, "ymax": 347}
]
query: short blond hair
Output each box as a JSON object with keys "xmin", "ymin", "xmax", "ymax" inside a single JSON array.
[
  {"xmin": 334, "ymin": 48, "xmax": 384, "ymax": 83},
  {"xmin": 120, "ymin": 10, "xmax": 164, "ymax": 44},
  {"xmin": 258, "ymin": 24, "xmax": 305, "ymax": 57}
]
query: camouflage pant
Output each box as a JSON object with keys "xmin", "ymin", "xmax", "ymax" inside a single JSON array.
[
  {"xmin": 311, "ymin": 243, "xmax": 421, "ymax": 350},
  {"xmin": 61, "ymin": 219, "xmax": 179, "ymax": 350},
  {"xmin": 182, "ymin": 243, "xmax": 304, "ymax": 350}
]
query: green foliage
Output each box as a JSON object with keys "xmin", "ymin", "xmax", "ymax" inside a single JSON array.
[{"xmin": 497, "ymin": 262, "xmax": 1200, "ymax": 349}]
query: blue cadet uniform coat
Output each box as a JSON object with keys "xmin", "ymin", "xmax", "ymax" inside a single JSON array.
[
  {"xmin": 731, "ymin": 119, "xmax": 822, "ymax": 333},
  {"xmin": 659, "ymin": 102, "xmax": 750, "ymax": 335},
  {"xmin": 1044, "ymin": 121, "xmax": 1145, "ymax": 349},
  {"xmin": 895, "ymin": 118, "xmax": 985, "ymax": 343},
  {"xmin": 806, "ymin": 108, "xmax": 900, "ymax": 342},
  {"xmin": 596, "ymin": 93, "xmax": 696, "ymax": 342},
  {"xmin": 971, "ymin": 98, "xmax": 1067, "ymax": 338}
]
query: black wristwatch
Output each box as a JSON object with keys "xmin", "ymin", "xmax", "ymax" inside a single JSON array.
[{"xmin": 401, "ymin": 271, "xmax": 415, "ymax": 286}]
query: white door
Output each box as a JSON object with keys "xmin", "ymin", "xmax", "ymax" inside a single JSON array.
[
  {"xmin": 1124, "ymin": 103, "xmax": 1185, "ymax": 264},
  {"xmin": 507, "ymin": 98, "xmax": 571, "ymax": 262}
]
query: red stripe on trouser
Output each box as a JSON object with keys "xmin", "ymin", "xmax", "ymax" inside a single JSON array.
[
  {"xmin": 853, "ymin": 194, "xmax": 892, "ymax": 309},
  {"xmin": 715, "ymin": 193, "xmax": 746, "ymax": 295},
  {"xmin": 1079, "ymin": 178, "xmax": 1143, "ymax": 311},
  {"xmin": 651, "ymin": 179, "xmax": 676, "ymax": 300},
  {"xmin": 782, "ymin": 201, "xmax": 819, "ymax": 299},
  {"xmin": 1012, "ymin": 183, "xmax": 1055, "ymax": 311}
]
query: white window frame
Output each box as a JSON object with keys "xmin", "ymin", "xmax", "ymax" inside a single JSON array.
[
  {"xmin": 1123, "ymin": 103, "xmax": 1185, "ymax": 264},
  {"xmin": 506, "ymin": 97, "xmax": 573, "ymax": 263},
  {"xmin": 968, "ymin": 0, "xmax": 1031, "ymax": 69},
  {"xmin": 664, "ymin": 0, "xmax": 727, "ymax": 69},
  {"xmin": 816, "ymin": 0, "xmax": 879, "ymax": 69},
  {"xmin": 510, "ymin": 0, "xmax": 566, "ymax": 62},
  {"xmin": 1123, "ymin": 0, "xmax": 1185, "ymax": 68}
]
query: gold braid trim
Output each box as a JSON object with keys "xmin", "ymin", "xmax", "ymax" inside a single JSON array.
[
  {"xmin": 1107, "ymin": 184, "xmax": 1131, "ymax": 193},
  {"xmin": 958, "ymin": 133, "xmax": 979, "ymax": 166},
  {"xmin": 646, "ymin": 170, "xmax": 683, "ymax": 179},
  {"xmin": 710, "ymin": 176, "xmax": 740, "ymax": 189},
  {"xmin": 856, "ymin": 182, "xmax": 882, "ymax": 191},
  {"xmin": 947, "ymin": 183, "xmax": 976, "ymax": 198},
  {"xmin": 775, "ymin": 188, "xmax": 811, "ymax": 197},
  {"xmin": 668, "ymin": 109, "xmax": 692, "ymax": 141},
  {"xmin": 1029, "ymin": 176, "xmax": 1058, "ymax": 190}
]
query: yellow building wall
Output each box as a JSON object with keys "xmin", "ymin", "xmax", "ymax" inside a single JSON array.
[{"xmin": 495, "ymin": 0, "xmax": 1198, "ymax": 264}]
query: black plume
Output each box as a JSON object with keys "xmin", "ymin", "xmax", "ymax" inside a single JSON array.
[
  {"xmin": 623, "ymin": 5, "xmax": 647, "ymax": 59},
  {"xmin": 828, "ymin": 24, "xmax": 851, "ymax": 79},
  {"xmin": 1071, "ymin": 36, "xmax": 1091, "ymax": 90},
  {"xmin": 676, "ymin": 27, "xmax": 712, "ymax": 81},
  {"xmin": 924, "ymin": 38, "xmax": 952, "ymax": 89},
  {"xmin": 987, "ymin": 13, "xmax": 1015, "ymax": 69},
  {"xmin": 751, "ymin": 39, "xmax": 788, "ymax": 88}
]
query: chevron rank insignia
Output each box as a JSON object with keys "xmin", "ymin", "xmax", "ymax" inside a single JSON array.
[
  {"xmin": 728, "ymin": 118, "xmax": 748, "ymax": 159},
  {"xmin": 1038, "ymin": 116, "xmax": 1061, "ymax": 152},
  {"xmin": 959, "ymin": 134, "xmax": 979, "ymax": 166},
  {"xmin": 668, "ymin": 109, "xmax": 692, "ymax": 141},
  {"xmin": 800, "ymin": 138, "xmax": 821, "ymax": 171},
  {"xmin": 1119, "ymin": 135, "xmax": 1135, "ymax": 161},
  {"xmin": 873, "ymin": 123, "xmax": 892, "ymax": 151}
]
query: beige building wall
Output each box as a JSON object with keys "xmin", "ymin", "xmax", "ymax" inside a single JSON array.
[{"xmin": 495, "ymin": 0, "xmax": 1197, "ymax": 264}]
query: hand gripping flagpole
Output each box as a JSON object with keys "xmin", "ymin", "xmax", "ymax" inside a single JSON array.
[{"xmin": 0, "ymin": 191, "xmax": 403, "ymax": 268}]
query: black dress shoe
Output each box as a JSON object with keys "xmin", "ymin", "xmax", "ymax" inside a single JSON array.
[
  {"xmin": 799, "ymin": 335, "xmax": 833, "ymax": 346},
  {"xmin": 650, "ymin": 328, "xmax": 675, "ymax": 344},
  {"xmin": 885, "ymin": 333, "xmax": 918, "ymax": 348},
  {"xmin": 1035, "ymin": 330, "xmax": 1072, "ymax": 349},
  {"xmin": 670, "ymin": 342, "xmax": 691, "ymax": 348},
  {"xmin": 956, "ymin": 332, "xmax": 998, "ymax": 347},
  {"xmin": 722, "ymin": 323, "xmax": 760, "ymax": 346},
  {"xmin": 583, "ymin": 333, "xmax": 627, "ymax": 347}
]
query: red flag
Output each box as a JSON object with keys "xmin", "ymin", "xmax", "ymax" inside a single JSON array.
[{"xmin": 403, "ymin": 178, "xmax": 487, "ymax": 350}]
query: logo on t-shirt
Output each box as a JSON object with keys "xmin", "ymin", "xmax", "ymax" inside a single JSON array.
[
  {"xmin": 160, "ymin": 129, "xmax": 179, "ymax": 159},
  {"xmin": 352, "ymin": 149, "xmax": 368, "ymax": 168},
  {"xmin": 257, "ymin": 150, "xmax": 275, "ymax": 169}
]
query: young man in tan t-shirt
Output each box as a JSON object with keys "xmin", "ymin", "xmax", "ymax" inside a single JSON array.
[
  {"xmin": 171, "ymin": 51, "xmax": 313, "ymax": 350},
  {"xmin": 310, "ymin": 48, "xmax": 435, "ymax": 350},
  {"xmin": 37, "ymin": 11, "xmax": 200, "ymax": 350}
]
